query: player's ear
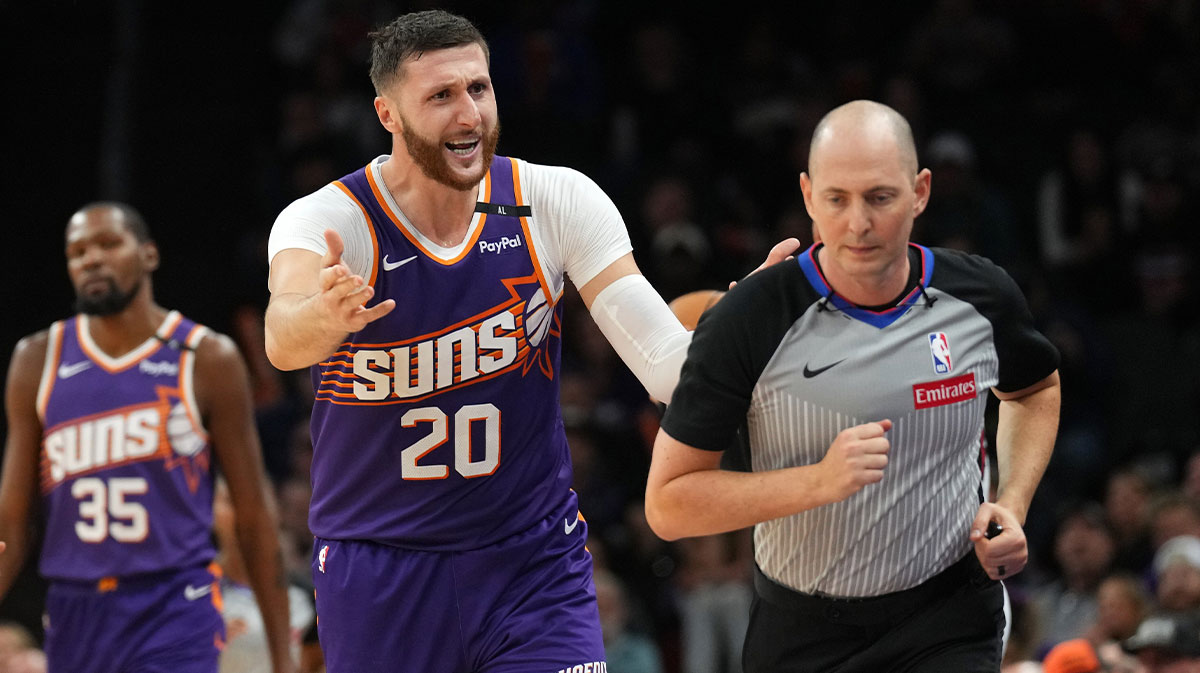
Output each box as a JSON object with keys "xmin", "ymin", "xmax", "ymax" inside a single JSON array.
[
  {"xmin": 374, "ymin": 95, "xmax": 402, "ymax": 135},
  {"xmin": 141, "ymin": 241, "xmax": 160, "ymax": 272}
]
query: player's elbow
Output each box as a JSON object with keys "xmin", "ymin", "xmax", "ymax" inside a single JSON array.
[
  {"xmin": 263, "ymin": 338, "xmax": 296, "ymax": 371},
  {"xmin": 263, "ymin": 329, "xmax": 308, "ymax": 371}
]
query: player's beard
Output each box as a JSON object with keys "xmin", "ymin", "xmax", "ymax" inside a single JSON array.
[
  {"xmin": 401, "ymin": 120, "xmax": 500, "ymax": 191},
  {"xmin": 75, "ymin": 277, "xmax": 142, "ymax": 316}
]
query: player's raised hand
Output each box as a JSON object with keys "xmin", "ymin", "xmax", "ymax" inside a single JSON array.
[
  {"xmin": 818, "ymin": 420, "xmax": 892, "ymax": 503},
  {"xmin": 970, "ymin": 502, "xmax": 1026, "ymax": 580},
  {"xmin": 729, "ymin": 237, "xmax": 802, "ymax": 290},
  {"xmin": 317, "ymin": 229, "xmax": 395, "ymax": 332}
]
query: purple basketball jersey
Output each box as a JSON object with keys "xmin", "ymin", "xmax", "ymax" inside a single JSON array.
[
  {"xmin": 308, "ymin": 155, "xmax": 573, "ymax": 549},
  {"xmin": 38, "ymin": 311, "xmax": 216, "ymax": 580}
]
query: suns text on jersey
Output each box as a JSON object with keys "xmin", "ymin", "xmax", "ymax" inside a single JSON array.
[
  {"xmin": 349, "ymin": 308, "xmax": 522, "ymax": 401},
  {"xmin": 42, "ymin": 406, "xmax": 162, "ymax": 488}
]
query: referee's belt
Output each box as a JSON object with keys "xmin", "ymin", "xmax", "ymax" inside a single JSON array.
[{"xmin": 753, "ymin": 553, "xmax": 994, "ymax": 624}]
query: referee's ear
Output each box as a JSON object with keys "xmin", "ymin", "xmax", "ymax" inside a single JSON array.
[
  {"xmin": 912, "ymin": 168, "xmax": 932, "ymax": 218},
  {"xmin": 799, "ymin": 172, "xmax": 816, "ymax": 220}
]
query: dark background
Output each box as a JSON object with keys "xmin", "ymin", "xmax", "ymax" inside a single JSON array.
[{"xmin": 2, "ymin": 0, "xmax": 1199, "ymax": 669}]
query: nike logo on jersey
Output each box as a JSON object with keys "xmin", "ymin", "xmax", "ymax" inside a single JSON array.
[
  {"xmin": 803, "ymin": 359, "xmax": 845, "ymax": 378},
  {"xmin": 382, "ymin": 255, "xmax": 418, "ymax": 271},
  {"xmin": 184, "ymin": 584, "xmax": 213, "ymax": 601},
  {"xmin": 58, "ymin": 361, "xmax": 93, "ymax": 379},
  {"xmin": 565, "ymin": 516, "xmax": 580, "ymax": 535}
]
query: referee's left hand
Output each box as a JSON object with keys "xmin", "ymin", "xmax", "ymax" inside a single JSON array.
[{"xmin": 969, "ymin": 503, "xmax": 1026, "ymax": 580}]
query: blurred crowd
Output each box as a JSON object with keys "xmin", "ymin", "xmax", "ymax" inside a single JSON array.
[{"xmin": 6, "ymin": 0, "xmax": 1200, "ymax": 671}]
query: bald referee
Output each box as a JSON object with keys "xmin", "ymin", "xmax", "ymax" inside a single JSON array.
[{"xmin": 645, "ymin": 100, "xmax": 1061, "ymax": 673}]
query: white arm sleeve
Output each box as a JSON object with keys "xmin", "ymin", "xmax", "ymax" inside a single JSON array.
[{"xmin": 589, "ymin": 274, "xmax": 692, "ymax": 404}]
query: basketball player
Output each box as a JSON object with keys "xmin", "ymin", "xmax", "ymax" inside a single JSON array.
[
  {"xmin": 263, "ymin": 9, "xmax": 796, "ymax": 673},
  {"xmin": 645, "ymin": 100, "xmax": 1062, "ymax": 672},
  {"xmin": 0, "ymin": 203, "xmax": 294, "ymax": 673}
]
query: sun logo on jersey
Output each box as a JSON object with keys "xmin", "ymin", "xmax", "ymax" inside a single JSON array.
[
  {"xmin": 155, "ymin": 386, "xmax": 210, "ymax": 493},
  {"xmin": 520, "ymin": 284, "xmax": 560, "ymax": 379},
  {"xmin": 525, "ymin": 287, "xmax": 553, "ymax": 348},
  {"xmin": 166, "ymin": 402, "xmax": 205, "ymax": 457}
]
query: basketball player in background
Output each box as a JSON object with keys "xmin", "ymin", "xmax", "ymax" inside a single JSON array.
[
  {"xmin": 0, "ymin": 203, "xmax": 295, "ymax": 673},
  {"xmin": 263, "ymin": 9, "xmax": 796, "ymax": 673}
]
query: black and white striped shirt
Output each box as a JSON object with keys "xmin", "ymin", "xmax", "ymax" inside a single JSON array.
[{"xmin": 661, "ymin": 243, "xmax": 1058, "ymax": 597}]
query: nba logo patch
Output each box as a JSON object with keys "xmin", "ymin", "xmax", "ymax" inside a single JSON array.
[
  {"xmin": 318, "ymin": 545, "xmax": 329, "ymax": 573},
  {"xmin": 928, "ymin": 332, "xmax": 952, "ymax": 374}
]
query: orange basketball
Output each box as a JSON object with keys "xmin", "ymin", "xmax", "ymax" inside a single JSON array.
[{"xmin": 668, "ymin": 289, "xmax": 725, "ymax": 330}]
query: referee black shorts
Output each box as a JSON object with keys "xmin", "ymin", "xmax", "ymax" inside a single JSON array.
[{"xmin": 744, "ymin": 553, "xmax": 1005, "ymax": 673}]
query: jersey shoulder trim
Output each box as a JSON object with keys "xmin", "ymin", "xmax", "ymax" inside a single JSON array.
[{"xmin": 36, "ymin": 321, "xmax": 65, "ymax": 422}]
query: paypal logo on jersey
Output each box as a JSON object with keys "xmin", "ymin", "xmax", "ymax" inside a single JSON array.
[
  {"xmin": 478, "ymin": 234, "xmax": 523, "ymax": 255},
  {"xmin": 140, "ymin": 359, "xmax": 179, "ymax": 376},
  {"xmin": 928, "ymin": 332, "xmax": 952, "ymax": 374}
]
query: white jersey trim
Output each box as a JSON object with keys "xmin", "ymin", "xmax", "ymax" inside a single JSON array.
[
  {"xmin": 35, "ymin": 321, "xmax": 65, "ymax": 423},
  {"xmin": 77, "ymin": 310, "xmax": 182, "ymax": 373},
  {"xmin": 179, "ymin": 325, "xmax": 211, "ymax": 441}
]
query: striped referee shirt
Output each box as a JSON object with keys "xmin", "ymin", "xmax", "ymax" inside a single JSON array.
[{"xmin": 661, "ymin": 243, "xmax": 1059, "ymax": 598}]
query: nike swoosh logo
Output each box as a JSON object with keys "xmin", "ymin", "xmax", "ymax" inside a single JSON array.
[
  {"xmin": 184, "ymin": 584, "xmax": 213, "ymax": 601},
  {"xmin": 564, "ymin": 516, "xmax": 580, "ymax": 535},
  {"xmin": 58, "ymin": 361, "xmax": 93, "ymax": 379},
  {"xmin": 382, "ymin": 255, "xmax": 418, "ymax": 271},
  {"xmin": 803, "ymin": 359, "xmax": 845, "ymax": 378}
]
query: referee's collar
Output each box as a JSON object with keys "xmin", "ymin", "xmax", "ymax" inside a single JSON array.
[{"xmin": 799, "ymin": 243, "xmax": 935, "ymax": 328}]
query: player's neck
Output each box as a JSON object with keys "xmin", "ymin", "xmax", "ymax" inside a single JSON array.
[
  {"xmin": 381, "ymin": 153, "xmax": 479, "ymax": 248},
  {"xmin": 83, "ymin": 294, "xmax": 169, "ymax": 359}
]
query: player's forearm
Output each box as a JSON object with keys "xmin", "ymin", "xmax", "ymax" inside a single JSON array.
[
  {"xmin": 235, "ymin": 515, "xmax": 294, "ymax": 672},
  {"xmin": 0, "ymin": 521, "xmax": 30, "ymax": 600},
  {"xmin": 646, "ymin": 465, "xmax": 833, "ymax": 541},
  {"xmin": 264, "ymin": 293, "xmax": 348, "ymax": 371},
  {"xmin": 588, "ymin": 274, "xmax": 692, "ymax": 404},
  {"xmin": 995, "ymin": 380, "xmax": 1061, "ymax": 524}
]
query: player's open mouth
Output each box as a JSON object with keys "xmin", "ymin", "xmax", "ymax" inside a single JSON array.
[{"xmin": 446, "ymin": 139, "xmax": 479, "ymax": 156}]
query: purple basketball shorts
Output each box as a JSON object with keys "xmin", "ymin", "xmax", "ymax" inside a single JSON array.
[
  {"xmin": 312, "ymin": 496, "xmax": 606, "ymax": 673},
  {"xmin": 44, "ymin": 563, "xmax": 225, "ymax": 673}
]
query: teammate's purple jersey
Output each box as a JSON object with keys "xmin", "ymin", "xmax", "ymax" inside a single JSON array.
[
  {"xmin": 38, "ymin": 311, "xmax": 216, "ymax": 580},
  {"xmin": 308, "ymin": 155, "xmax": 573, "ymax": 549}
]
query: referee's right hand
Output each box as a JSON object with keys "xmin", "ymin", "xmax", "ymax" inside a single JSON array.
[{"xmin": 818, "ymin": 420, "xmax": 892, "ymax": 503}]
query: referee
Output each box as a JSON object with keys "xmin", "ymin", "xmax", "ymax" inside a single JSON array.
[{"xmin": 645, "ymin": 100, "xmax": 1061, "ymax": 673}]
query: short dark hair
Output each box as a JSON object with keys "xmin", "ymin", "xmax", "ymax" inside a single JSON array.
[
  {"xmin": 368, "ymin": 10, "xmax": 489, "ymax": 95},
  {"xmin": 73, "ymin": 201, "xmax": 152, "ymax": 243}
]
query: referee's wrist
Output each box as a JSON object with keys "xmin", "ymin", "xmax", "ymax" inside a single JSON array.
[{"xmin": 993, "ymin": 498, "xmax": 1027, "ymax": 526}]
